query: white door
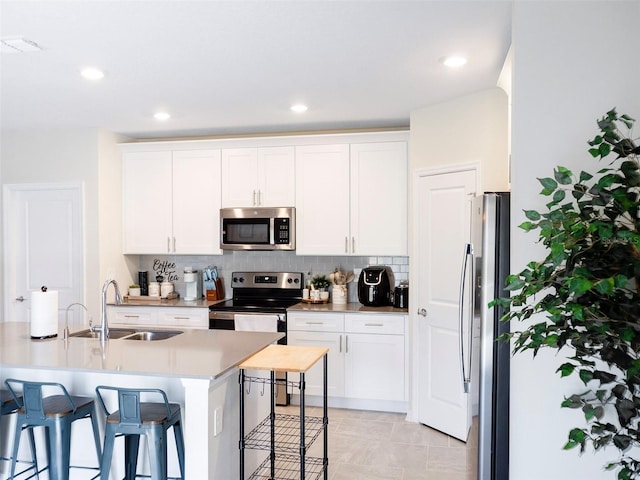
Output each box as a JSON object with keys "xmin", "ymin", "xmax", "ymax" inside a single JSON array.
[
  {"xmin": 415, "ymin": 168, "xmax": 477, "ymax": 441},
  {"xmin": 3, "ymin": 184, "xmax": 84, "ymax": 324}
]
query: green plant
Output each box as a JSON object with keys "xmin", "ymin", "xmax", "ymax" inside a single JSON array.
[
  {"xmin": 311, "ymin": 275, "xmax": 330, "ymax": 290},
  {"xmin": 493, "ymin": 109, "xmax": 640, "ymax": 479}
]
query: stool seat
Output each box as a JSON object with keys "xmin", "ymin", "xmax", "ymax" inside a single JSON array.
[
  {"xmin": 96, "ymin": 386, "xmax": 185, "ymax": 480},
  {"xmin": 4, "ymin": 379, "xmax": 102, "ymax": 480}
]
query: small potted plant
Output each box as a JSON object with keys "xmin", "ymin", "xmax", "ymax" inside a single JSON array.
[
  {"xmin": 128, "ymin": 284, "xmax": 141, "ymax": 297},
  {"xmin": 311, "ymin": 275, "xmax": 331, "ymax": 301}
]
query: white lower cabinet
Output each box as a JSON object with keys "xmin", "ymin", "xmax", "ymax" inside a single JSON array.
[
  {"xmin": 287, "ymin": 311, "xmax": 407, "ymax": 405},
  {"xmin": 107, "ymin": 306, "xmax": 209, "ymax": 329}
]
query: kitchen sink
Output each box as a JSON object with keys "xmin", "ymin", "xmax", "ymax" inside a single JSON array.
[
  {"xmin": 122, "ymin": 330, "xmax": 183, "ymax": 341},
  {"xmin": 68, "ymin": 328, "xmax": 136, "ymax": 339},
  {"xmin": 68, "ymin": 328, "xmax": 183, "ymax": 341}
]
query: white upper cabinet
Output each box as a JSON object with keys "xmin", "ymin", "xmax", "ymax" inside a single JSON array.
[
  {"xmin": 295, "ymin": 141, "xmax": 408, "ymax": 255},
  {"xmin": 350, "ymin": 142, "xmax": 407, "ymax": 256},
  {"xmin": 295, "ymin": 144, "xmax": 351, "ymax": 255},
  {"xmin": 221, "ymin": 146, "xmax": 295, "ymax": 207},
  {"xmin": 123, "ymin": 149, "xmax": 221, "ymax": 255}
]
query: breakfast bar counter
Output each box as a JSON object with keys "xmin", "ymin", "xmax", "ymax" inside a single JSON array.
[{"xmin": 0, "ymin": 322, "xmax": 282, "ymax": 479}]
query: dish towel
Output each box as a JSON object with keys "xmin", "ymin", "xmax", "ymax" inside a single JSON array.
[{"xmin": 234, "ymin": 314, "xmax": 279, "ymax": 332}]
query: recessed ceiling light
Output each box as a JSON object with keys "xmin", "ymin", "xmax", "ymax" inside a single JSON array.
[
  {"xmin": 291, "ymin": 104, "xmax": 308, "ymax": 113},
  {"xmin": 80, "ymin": 67, "xmax": 105, "ymax": 80},
  {"xmin": 441, "ymin": 55, "xmax": 468, "ymax": 68},
  {"xmin": 154, "ymin": 112, "xmax": 171, "ymax": 121}
]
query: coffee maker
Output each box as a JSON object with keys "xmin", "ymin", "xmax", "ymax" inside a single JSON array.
[
  {"xmin": 183, "ymin": 269, "xmax": 202, "ymax": 301},
  {"xmin": 358, "ymin": 266, "xmax": 392, "ymax": 306}
]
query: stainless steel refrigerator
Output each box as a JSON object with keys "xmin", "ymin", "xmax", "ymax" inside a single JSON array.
[{"xmin": 463, "ymin": 192, "xmax": 510, "ymax": 480}]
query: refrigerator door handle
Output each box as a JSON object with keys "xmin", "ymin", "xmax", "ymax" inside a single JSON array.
[{"xmin": 459, "ymin": 242, "xmax": 473, "ymax": 394}]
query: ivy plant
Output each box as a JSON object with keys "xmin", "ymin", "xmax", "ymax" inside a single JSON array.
[{"xmin": 493, "ymin": 109, "xmax": 640, "ymax": 479}]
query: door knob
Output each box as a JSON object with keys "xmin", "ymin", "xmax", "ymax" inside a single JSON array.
[
  {"xmin": 15, "ymin": 296, "xmax": 25, "ymax": 302},
  {"xmin": 417, "ymin": 308, "xmax": 427, "ymax": 317}
]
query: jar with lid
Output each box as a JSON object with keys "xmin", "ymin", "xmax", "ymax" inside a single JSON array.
[
  {"xmin": 148, "ymin": 282, "xmax": 161, "ymax": 297},
  {"xmin": 160, "ymin": 282, "xmax": 174, "ymax": 298}
]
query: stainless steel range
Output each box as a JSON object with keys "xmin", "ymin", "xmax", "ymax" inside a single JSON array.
[{"xmin": 208, "ymin": 271, "xmax": 303, "ymax": 405}]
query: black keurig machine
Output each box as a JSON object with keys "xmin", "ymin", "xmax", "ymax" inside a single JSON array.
[{"xmin": 358, "ymin": 267, "xmax": 392, "ymax": 306}]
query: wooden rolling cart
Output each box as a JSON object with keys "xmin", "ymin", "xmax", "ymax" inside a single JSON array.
[{"xmin": 239, "ymin": 344, "xmax": 329, "ymax": 480}]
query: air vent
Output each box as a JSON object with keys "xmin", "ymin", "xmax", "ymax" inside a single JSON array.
[{"xmin": 1, "ymin": 37, "xmax": 42, "ymax": 54}]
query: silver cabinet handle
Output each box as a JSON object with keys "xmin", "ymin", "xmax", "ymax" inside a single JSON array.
[
  {"xmin": 352, "ymin": 236, "xmax": 355, "ymax": 254},
  {"xmin": 124, "ymin": 315, "xmax": 140, "ymax": 319},
  {"xmin": 345, "ymin": 335, "xmax": 349, "ymax": 353},
  {"xmin": 173, "ymin": 316, "xmax": 189, "ymax": 320},
  {"xmin": 305, "ymin": 321, "xmax": 324, "ymax": 325},
  {"xmin": 339, "ymin": 335, "xmax": 342, "ymax": 353},
  {"xmin": 345, "ymin": 237, "xmax": 348, "ymax": 254},
  {"xmin": 173, "ymin": 236, "xmax": 176, "ymax": 252},
  {"xmin": 15, "ymin": 296, "xmax": 25, "ymax": 302},
  {"xmin": 364, "ymin": 323, "xmax": 384, "ymax": 327},
  {"xmin": 417, "ymin": 308, "xmax": 427, "ymax": 317},
  {"xmin": 258, "ymin": 190, "xmax": 262, "ymax": 206}
]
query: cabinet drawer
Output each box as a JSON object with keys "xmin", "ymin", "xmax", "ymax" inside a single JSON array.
[
  {"xmin": 158, "ymin": 308, "xmax": 208, "ymax": 329},
  {"xmin": 110, "ymin": 308, "xmax": 157, "ymax": 326},
  {"xmin": 345, "ymin": 314, "xmax": 405, "ymax": 335},
  {"xmin": 287, "ymin": 312, "xmax": 344, "ymax": 332}
]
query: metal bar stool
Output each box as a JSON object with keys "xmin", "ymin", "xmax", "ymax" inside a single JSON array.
[
  {"xmin": 1, "ymin": 389, "xmax": 39, "ymax": 479},
  {"xmin": 95, "ymin": 386, "xmax": 185, "ymax": 480},
  {"xmin": 4, "ymin": 379, "xmax": 102, "ymax": 480}
]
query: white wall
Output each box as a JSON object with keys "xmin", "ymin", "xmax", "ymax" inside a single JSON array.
[
  {"xmin": 409, "ymin": 87, "xmax": 509, "ymax": 192},
  {"xmin": 510, "ymin": 2, "xmax": 640, "ymax": 479},
  {"xmin": 1, "ymin": 128, "xmax": 129, "ymax": 317}
]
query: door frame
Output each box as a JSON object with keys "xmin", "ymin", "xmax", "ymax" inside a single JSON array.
[
  {"xmin": 3, "ymin": 182, "xmax": 85, "ymax": 322},
  {"xmin": 407, "ymin": 162, "xmax": 481, "ymax": 423}
]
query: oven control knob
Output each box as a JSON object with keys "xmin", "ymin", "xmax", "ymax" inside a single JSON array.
[
  {"xmin": 294, "ymin": 278, "xmax": 299, "ymax": 284},
  {"xmin": 287, "ymin": 278, "xmax": 292, "ymax": 284}
]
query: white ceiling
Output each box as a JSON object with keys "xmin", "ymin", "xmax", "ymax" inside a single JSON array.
[{"xmin": 0, "ymin": 1, "xmax": 512, "ymax": 140}]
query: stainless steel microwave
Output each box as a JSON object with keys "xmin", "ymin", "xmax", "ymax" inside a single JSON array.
[{"xmin": 220, "ymin": 207, "xmax": 295, "ymax": 250}]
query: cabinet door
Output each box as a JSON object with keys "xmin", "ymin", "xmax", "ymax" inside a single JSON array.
[
  {"xmin": 350, "ymin": 142, "xmax": 408, "ymax": 255},
  {"xmin": 221, "ymin": 148, "xmax": 259, "ymax": 207},
  {"xmin": 345, "ymin": 333, "xmax": 405, "ymax": 401},
  {"xmin": 295, "ymin": 144, "xmax": 350, "ymax": 255},
  {"xmin": 123, "ymin": 151, "xmax": 173, "ymax": 254},
  {"xmin": 257, "ymin": 146, "xmax": 295, "ymax": 207},
  {"xmin": 287, "ymin": 330, "xmax": 345, "ymax": 397},
  {"xmin": 172, "ymin": 150, "xmax": 222, "ymax": 254}
]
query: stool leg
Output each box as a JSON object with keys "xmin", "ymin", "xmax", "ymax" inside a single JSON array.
[
  {"xmin": 48, "ymin": 419, "xmax": 72, "ymax": 480},
  {"xmin": 100, "ymin": 425, "xmax": 116, "ymax": 480},
  {"xmin": 173, "ymin": 422, "xmax": 185, "ymax": 480},
  {"xmin": 89, "ymin": 411, "xmax": 102, "ymax": 464},
  {"xmin": 124, "ymin": 434, "xmax": 140, "ymax": 480},
  {"xmin": 147, "ymin": 428, "xmax": 167, "ymax": 480},
  {"xmin": 8, "ymin": 420, "xmax": 23, "ymax": 479},
  {"xmin": 27, "ymin": 428, "xmax": 40, "ymax": 479}
]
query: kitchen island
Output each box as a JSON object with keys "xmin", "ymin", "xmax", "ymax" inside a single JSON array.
[{"xmin": 0, "ymin": 322, "xmax": 282, "ymax": 479}]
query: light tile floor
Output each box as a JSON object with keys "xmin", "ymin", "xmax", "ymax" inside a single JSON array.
[{"xmin": 278, "ymin": 405, "xmax": 477, "ymax": 480}]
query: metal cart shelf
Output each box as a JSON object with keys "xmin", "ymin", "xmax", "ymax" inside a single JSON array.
[{"xmin": 239, "ymin": 345, "xmax": 329, "ymax": 480}]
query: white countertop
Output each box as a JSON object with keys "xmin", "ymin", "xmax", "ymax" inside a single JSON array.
[
  {"xmin": 0, "ymin": 322, "xmax": 282, "ymax": 380},
  {"xmin": 287, "ymin": 302, "xmax": 408, "ymax": 314},
  {"xmin": 116, "ymin": 298, "xmax": 225, "ymax": 308}
]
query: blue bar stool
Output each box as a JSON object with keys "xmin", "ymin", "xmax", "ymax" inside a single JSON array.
[
  {"xmin": 95, "ymin": 386, "xmax": 185, "ymax": 480},
  {"xmin": 1, "ymin": 389, "xmax": 39, "ymax": 479},
  {"xmin": 4, "ymin": 379, "xmax": 102, "ymax": 480}
]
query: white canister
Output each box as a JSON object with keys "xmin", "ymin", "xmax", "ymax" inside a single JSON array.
[
  {"xmin": 332, "ymin": 284, "xmax": 348, "ymax": 305},
  {"xmin": 148, "ymin": 282, "xmax": 160, "ymax": 297},
  {"xmin": 160, "ymin": 282, "xmax": 174, "ymax": 297}
]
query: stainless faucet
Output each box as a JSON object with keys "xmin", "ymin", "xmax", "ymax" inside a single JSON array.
[
  {"xmin": 64, "ymin": 302, "xmax": 87, "ymax": 341},
  {"xmin": 91, "ymin": 279, "xmax": 122, "ymax": 341}
]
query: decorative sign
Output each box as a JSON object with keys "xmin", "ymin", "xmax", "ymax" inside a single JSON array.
[{"xmin": 153, "ymin": 259, "xmax": 179, "ymax": 282}]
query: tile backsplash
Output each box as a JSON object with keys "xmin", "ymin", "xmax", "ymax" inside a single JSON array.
[{"xmin": 132, "ymin": 251, "xmax": 408, "ymax": 303}]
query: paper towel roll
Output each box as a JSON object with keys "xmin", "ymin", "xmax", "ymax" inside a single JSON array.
[{"xmin": 30, "ymin": 290, "xmax": 59, "ymax": 339}]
